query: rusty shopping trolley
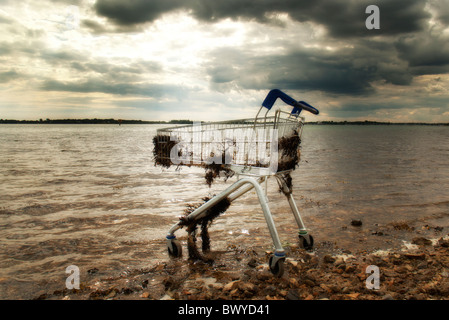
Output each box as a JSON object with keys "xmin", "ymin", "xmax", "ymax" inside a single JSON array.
[{"xmin": 153, "ymin": 89, "xmax": 319, "ymax": 277}]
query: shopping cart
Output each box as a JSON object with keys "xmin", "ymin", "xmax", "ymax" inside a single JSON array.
[{"xmin": 154, "ymin": 89, "xmax": 319, "ymax": 277}]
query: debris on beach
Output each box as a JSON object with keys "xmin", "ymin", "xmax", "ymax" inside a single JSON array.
[{"xmin": 37, "ymin": 232, "xmax": 449, "ymax": 300}]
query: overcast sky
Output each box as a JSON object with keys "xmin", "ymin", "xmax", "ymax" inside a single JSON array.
[{"xmin": 1, "ymin": 0, "xmax": 448, "ymax": 122}]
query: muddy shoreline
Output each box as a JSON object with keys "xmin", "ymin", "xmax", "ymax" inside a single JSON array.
[{"xmin": 34, "ymin": 229, "xmax": 449, "ymax": 301}]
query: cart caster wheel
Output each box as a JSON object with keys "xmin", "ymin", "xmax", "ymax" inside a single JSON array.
[
  {"xmin": 269, "ymin": 256, "xmax": 285, "ymax": 278},
  {"xmin": 298, "ymin": 233, "xmax": 314, "ymax": 251},
  {"xmin": 167, "ymin": 239, "xmax": 182, "ymax": 258}
]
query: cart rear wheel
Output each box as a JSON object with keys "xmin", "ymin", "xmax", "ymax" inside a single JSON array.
[
  {"xmin": 168, "ymin": 239, "xmax": 182, "ymax": 258},
  {"xmin": 298, "ymin": 234, "xmax": 314, "ymax": 251},
  {"xmin": 269, "ymin": 256, "xmax": 285, "ymax": 278}
]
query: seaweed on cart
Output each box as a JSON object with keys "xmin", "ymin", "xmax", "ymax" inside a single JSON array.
[{"xmin": 178, "ymin": 197, "xmax": 232, "ymax": 261}]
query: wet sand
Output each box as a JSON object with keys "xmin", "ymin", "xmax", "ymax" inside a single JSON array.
[{"xmin": 32, "ymin": 224, "xmax": 449, "ymax": 301}]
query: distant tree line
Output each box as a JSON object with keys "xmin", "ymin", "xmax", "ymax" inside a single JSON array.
[{"xmin": 0, "ymin": 118, "xmax": 194, "ymax": 124}]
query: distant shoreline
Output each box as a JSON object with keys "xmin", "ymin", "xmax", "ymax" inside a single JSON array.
[
  {"xmin": 0, "ymin": 119, "xmax": 188, "ymax": 125},
  {"xmin": 1, "ymin": 118, "xmax": 448, "ymax": 126}
]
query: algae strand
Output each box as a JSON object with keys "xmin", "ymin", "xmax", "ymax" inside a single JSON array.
[{"xmin": 179, "ymin": 196, "xmax": 231, "ymax": 262}]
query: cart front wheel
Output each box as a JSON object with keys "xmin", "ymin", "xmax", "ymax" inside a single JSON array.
[
  {"xmin": 168, "ymin": 239, "xmax": 182, "ymax": 258},
  {"xmin": 269, "ymin": 256, "xmax": 285, "ymax": 278}
]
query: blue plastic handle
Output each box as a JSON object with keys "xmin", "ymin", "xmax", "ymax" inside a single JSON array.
[
  {"xmin": 293, "ymin": 101, "xmax": 319, "ymax": 115},
  {"xmin": 262, "ymin": 89, "xmax": 319, "ymax": 115}
]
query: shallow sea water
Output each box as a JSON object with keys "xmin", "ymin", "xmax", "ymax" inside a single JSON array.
[{"xmin": 1, "ymin": 124, "xmax": 449, "ymax": 299}]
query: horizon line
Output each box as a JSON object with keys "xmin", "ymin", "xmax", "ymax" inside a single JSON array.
[{"xmin": 1, "ymin": 118, "xmax": 449, "ymax": 125}]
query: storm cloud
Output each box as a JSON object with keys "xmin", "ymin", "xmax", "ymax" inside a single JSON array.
[
  {"xmin": 1, "ymin": 0, "xmax": 449, "ymax": 122},
  {"xmin": 395, "ymin": 33, "xmax": 449, "ymax": 71},
  {"xmin": 89, "ymin": 0, "xmax": 449, "ymax": 100},
  {"xmin": 206, "ymin": 39, "xmax": 415, "ymax": 96},
  {"xmin": 94, "ymin": 0, "xmax": 430, "ymax": 37}
]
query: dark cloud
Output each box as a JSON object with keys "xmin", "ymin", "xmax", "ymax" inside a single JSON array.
[
  {"xmin": 259, "ymin": 51, "xmax": 377, "ymax": 95},
  {"xmin": 0, "ymin": 70, "xmax": 19, "ymax": 83},
  {"xmin": 41, "ymin": 78, "xmax": 186, "ymax": 98},
  {"xmin": 344, "ymin": 39, "xmax": 413, "ymax": 86},
  {"xmin": 94, "ymin": 0, "xmax": 430, "ymax": 37},
  {"xmin": 356, "ymin": 0, "xmax": 429, "ymax": 37},
  {"xmin": 395, "ymin": 33, "xmax": 449, "ymax": 73},
  {"xmin": 207, "ymin": 66, "xmax": 239, "ymax": 84},
  {"xmin": 332, "ymin": 101, "xmax": 415, "ymax": 113},
  {"xmin": 94, "ymin": 0, "xmax": 184, "ymax": 26},
  {"xmin": 81, "ymin": 19, "xmax": 108, "ymax": 33},
  {"xmin": 90, "ymin": 0, "xmax": 440, "ymax": 97},
  {"xmin": 206, "ymin": 40, "xmax": 414, "ymax": 95},
  {"xmin": 81, "ymin": 19, "xmax": 145, "ymax": 34},
  {"xmin": 327, "ymin": 94, "xmax": 446, "ymax": 118}
]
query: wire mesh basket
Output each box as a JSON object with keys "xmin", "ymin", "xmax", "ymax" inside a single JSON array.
[{"xmin": 153, "ymin": 110, "xmax": 304, "ymax": 176}]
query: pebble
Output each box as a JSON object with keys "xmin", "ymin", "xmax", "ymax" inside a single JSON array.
[
  {"xmin": 403, "ymin": 253, "xmax": 426, "ymax": 260},
  {"xmin": 345, "ymin": 265, "xmax": 356, "ymax": 273},
  {"xmin": 304, "ymin": 279, "xmax": 316, "ymax": 287},
  {"xmin": 412, "ymin": 237, "xmax": 432, "ymax": 246},
  {"xmin": 105, "ymin": 290, "xmax": 116, "ymax": 299},
  {"xmin": 323, "ymin": 255, "xmax": 336, "ymax": 263},
  {"xmin": 223, "ymin": 280, "xmax": 239, "ymax": 292},
  {"xmin": 334, "ymin": 257, "xmax": 345, "ymax": 266},
  {"xmin": 289, "ymin": 278, "xmax": 299, "ymax": 287},
  {"xmin": 87, "ymin": 268, "xmax": 99, "ymax": 274},
  {"xmin": 238, "ymin": 282, "xmax": 256, "ymax": 293},
  {"xmin": 286, "ymin": 290, "xmax": 300, "ymax": 300},
  {"xmin": 256, "ymin": 272, "xmax": 271, "ymax": 281},
  {"xmin": 286, "ymin": 259, "xmax": 298, "ymax": 267},
  {"xmin": 264, "ymin": 285, "xmax": 277, "ymax": 296},
  {"xmin": 417, "ymin": 262, "xmax": 428, "ymax": 269},
  {"xmin": 342, "ymin": 287, "xmax": 351, "ymax": 294},
  {"xmin": 247, "ymin": 258, "xmax": 258, "ymax": 268},
  {"xmin": 346, "ymin": 293, "xmax": 360, "ymax": 299},
  {"xmin": 438, "ymin": 238, "xmax": 449, "ymax": 247},
  {"xmin": 351, "ymin": 219, "xmax": 363, "ymax": 227}
]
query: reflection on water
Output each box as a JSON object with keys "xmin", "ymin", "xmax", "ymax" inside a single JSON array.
[{"xmin": 1, "ymin": 124, "xmax": 449, "ymax": 298}]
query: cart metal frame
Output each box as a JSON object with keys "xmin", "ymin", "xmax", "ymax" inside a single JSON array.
[{"xmin": 159, "ymin": 89, "xmax": 319, "ymax": 277}]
